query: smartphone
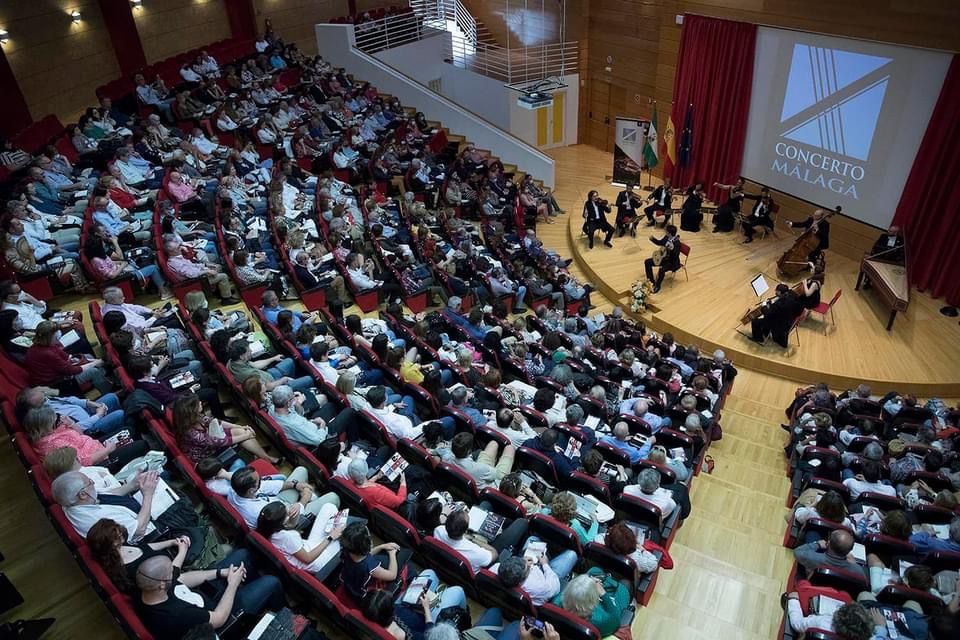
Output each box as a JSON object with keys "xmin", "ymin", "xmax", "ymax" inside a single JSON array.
[{"xmin": 523, "ymin": 617, "xmax": 545, "ymax": 639}]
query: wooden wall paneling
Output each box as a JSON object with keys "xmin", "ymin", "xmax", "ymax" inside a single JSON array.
[
  {"xmin": 253, "ymin": 0, "xmax": 347, "ymax": 53},
  {"xmin": 0, "ymin": 0, "xmax": 121, "ymax": 122},
  {"xmin": 133, "ymin": 0, "xmax": 231, "ymax": 64}
]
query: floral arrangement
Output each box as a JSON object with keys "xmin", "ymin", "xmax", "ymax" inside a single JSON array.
[{"xmin": 630, "ymin": 279, "xmax": 654, "ymax": 312}]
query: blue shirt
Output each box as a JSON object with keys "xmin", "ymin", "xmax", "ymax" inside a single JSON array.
[
  {"xmin": 600, "ymin": 435, "xmax": 648, "ymax": 464},
  {"xmin": 93, "ymin": 209, "xmax": 127, "ymax": 236},
  {"xmin": 260, "ymin": 304, "xmax": 305, "ymax": 333},
  {"xmin": 909, "ymin": 531, "xmax": 960, "ymax": 555},
  {"xmin": 46, "ymin": 396, "xmax": 100, "ymax": 429}
]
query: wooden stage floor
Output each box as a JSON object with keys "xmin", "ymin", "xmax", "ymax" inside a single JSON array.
[{"xmin": 546, "ymin": 146, "xmax": 960, "ymax": 395}]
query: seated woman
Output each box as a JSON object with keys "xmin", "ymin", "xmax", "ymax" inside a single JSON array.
[
  {"xmin": 791, "ymin": 489, "xmax": 854, "ymax": 544},
  {"xmin": 87, "ymin": 518, "xmax": 190, "ymax": 593},
  {"xmin": 498, "ymin": 472, "xmax": 544, "ymax": 514},
  {"xmin": 232, "ymin": 249, "xmax": 287, "ymax": 297},
  {"xmin": 339, "ymin": 522, "xmax": 412, "ymax": 607},
  {"xmin": 255, "ymin": 500, "xmax": 345, "ymax": 580},
  {"xmin": 24, "ymin": 406, "xmax": 147, "ymax": 468},
  {"xmin": 108, "ymin": 329, "xmax": 201, "ymax": 381},
  {"xmin": 646, "ymin": 445, "xmax": 691, "ymax": 484},
  {"xmin": 361, "ymin": 572, "xmax": 468, "ymax": 640},
  {"xmin": 172, "ymin": 393, "xmax": 278, "ymax": 467},
  {"xmin": 25, "ymin": 321, "xmax": 112, "ymax": 394},
  {"xmin": 346, "ymin": 458, "xmax": 408, "ymax": 511},
  {"xmin": 554, "ymin": 570, "xmax": 631, "ymax": 637},
  {"xmin": 127, "ymin": 355, "xmax": 224, "ymax": 418},
  {"xmin": 542, "ymin": 491, "xmax": 598, "ymax": 546},
  {"xmin": 84, "ymin": 224, "xmax": 173, "ymax": 299},
  {"xmin": 603, "ymin": 521, "xmax": 660, "ymax": 578},
  {"xmin": 2, "ymin": 219, "xmax": 91, "ymax": 293},
  {"xmin": 101, "ymin": 308, "xmax": 194, "ymax": 363}
]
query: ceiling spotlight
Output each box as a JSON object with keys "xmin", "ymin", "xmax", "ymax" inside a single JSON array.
[
  {"xmin": 131, "ymin": 0, "xmax": 142, "ymax": 8},
  {"xmin": 0, "ymin": 30, "xmax": 8, "ymax": 44},
  {"xmin": 71, "ymin": 10, "xmax": 82, "ymax": 23}
]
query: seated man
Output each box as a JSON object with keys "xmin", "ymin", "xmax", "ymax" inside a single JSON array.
[
  {"xmin": 490, "ymin": 546, "xmax": 576, "ymax": 607},
  {"xmin": 270, "ymin": 384, "xmax": 357, "ymax": 446},
  {"xmin": 444, "ymin": 432, "xmax": 514, "ymax": 490},
  {"xmin": 259, "ymin": 290, "xmax": 317, "ymax": 333},
  {"xmin": 51, "ymin": 470, "xmax": 210, "ymax": 564},
  {"xmin": 226, "ymin": 466, "xmax": 339, "ymax": 529},
  {"xmin": 909, "ymin": 516, "xmax": 960, "ymax": 555},
  {"xmin": 16, "ymin": 386, "xmax": 124, "ymax": 438},
  {"xmin": 623, "ymin": 468, "xmax": 677, "ymax": 522},
  {"xmin": 100, "ymin": 285, "xmax": 182, "ymax": 331},
  {"xmin": 433, "ymin": 508, "xmax": 528, "ymax": 573},
  {"xmin": 600, "ymin": 421, "xmax": 652, "ymax": 465},
  {"xmin": 366, "ymin": 385, "xmax": 436, "ymax": 440},
  {"xmin": 134, "ymin": 552, "xmax": 284, "ymax": 638},
  {"xmin": 842, "ymin": 460, "xmax": 896, "ymax": 500},
  {"xmin": 619, "ymin": 398, "xmax": 671, "ymax": 433},
  {"xmin": 450, "ymin": 386, "xmax": 485, "ymax": 429},
  {"xmin": 521, "ymin": 428, "xmax": 574, "ymax": 479},
  {"xmin": 164, "ymin": 239, "xmax": 239, "ymax": 304},
  {"xmin": 226, "ymin": 339, "xmax": 314, "ymax": 392},
  {"xmin": 91, "ymin": 196, "xmax": 151, "ymax": 245},
  {"xmin": 792, "ymin": 529, "xmax": 864, "ymax": 577}
]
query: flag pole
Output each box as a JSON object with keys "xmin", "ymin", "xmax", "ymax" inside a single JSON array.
[{"xmin": 642, "ymin": 99, "xmax": 656, "ymax": 192}]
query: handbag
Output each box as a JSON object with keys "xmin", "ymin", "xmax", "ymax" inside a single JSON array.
[
  {"xmin": 114, "ymin": 450, "xmax": 168, "ymax": 483},
  {"xmin": 701, "ymin": 455, "xmax": 715, "ymax": 474}
]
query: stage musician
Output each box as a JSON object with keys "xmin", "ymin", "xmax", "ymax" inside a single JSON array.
[
  {"xmin": 582, "ymin": 190, "xmax": 614, "ymax": 249},
  {"xmin": 643, "ymin": 179, "xmax": 673, "ymax": 226},
  {"xmin": 788, "ymin": 207, "xmax": 835, "ymax": 264},
  {"xmin": 741, "ymin": 188, "xmax": 775, "ymax": 243},
  {"xmin": 869, "ymin": 225, "xmax": 905, "ymax": 265},
  {"xmin": 712, "ymin": 178, "xmax": 745, "ymax": 233},
  {"xmin": 750, "ymin": 283, "xmax": 803, "ymax": 348},
  {"xmin": 679, "ymin": 183, "xmax": 705, "ymax": 233},
  {"xmin": 615, "ymin": 184, "xmax": 643, "ymax": 237},
  {"xmin": 644, "ymin": 224, "xmax": 681, "ymax": 294}
]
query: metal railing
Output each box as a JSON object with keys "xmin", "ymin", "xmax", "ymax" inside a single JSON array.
[
  {"xmin": 446, "ymin": 38, "xmax": 578, "ymax": 83},
  {"xmin": 355, "ymin": 0, "xmax": 578, "ymax": 83}
]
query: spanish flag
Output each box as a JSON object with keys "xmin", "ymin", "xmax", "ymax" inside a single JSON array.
[{"xmin": 664, "ymin": 114, "xmax": 677, "ymax": 167}]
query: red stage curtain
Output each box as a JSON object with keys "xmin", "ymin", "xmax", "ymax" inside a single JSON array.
[
  {"xmin": 666, "ymin": 15, "xmax": 756, "ymax": 204},
  {"xmin": 224, "ymin": 0, "xmax": 258, "ymax": 41},
  {"xmin": 97, "ymin": 0, "xmax": 146, "ymax": 77},
  {"xmin": 0, "ymin": 47, "xmax": 32, "ymax": 138},
  {"xmin": 892, "ymin": 55, "xmax": 960, "ymax": 307}
]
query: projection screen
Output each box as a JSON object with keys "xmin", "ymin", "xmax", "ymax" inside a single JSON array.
[{"xmin": 741, "ymin": 27, "xmax": 951, "ymax": 228}]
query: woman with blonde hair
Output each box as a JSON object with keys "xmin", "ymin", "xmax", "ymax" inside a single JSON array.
[{"xmin": 555, "ymin": 570, "xmax": 631, "ymax": 636}]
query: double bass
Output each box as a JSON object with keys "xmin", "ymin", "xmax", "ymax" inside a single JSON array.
[{"xmin": 776, "ymin": 210, "xmax": 837, "ymax": 277}]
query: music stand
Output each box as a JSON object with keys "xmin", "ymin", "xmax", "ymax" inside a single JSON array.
[{"xmin": 750, "ymin": 274, "xmax": 769, "ymax": 298}]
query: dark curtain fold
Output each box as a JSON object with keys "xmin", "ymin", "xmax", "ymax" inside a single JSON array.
[
  {"xmin": 666, "ymin": 15, "xmax": 757, "ymax": 204},
  {"xmin": 892, "ymin": 54, "xmax": 960, "ymax": 306},
  {"xmin": 0, "ymin": 46, "xmax": 32, "ymax": 138},
  {"xmin": 224, "ymin": 0, "xmax": 258, "ymax": 41},
  {"xmin": 97, "ymin": 0, "xmax": 147, "ymax": 76}
]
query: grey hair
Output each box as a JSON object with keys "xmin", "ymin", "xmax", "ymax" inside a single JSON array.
[
  {"xmin": 52, "ymin": 471, "xmax": 88, "ymax": 507},
  {"xmin": 271, "ymin": 384, "xmax": 295, "ymax": 408},
  {"xmin": 856, "ymin": 384, "xmax": 872, "ymax": 399},
  {"xmin": 637, "ymin": 468, "xmax": 660, "ymax": 494},
  {"xmin": 102, "ymin": 286, "xmax": 124, "ymax": 304},
  {"xmin": 713, "ymin": 349, "xmax": 725, "ymax": 361},
  {"xmin": 863, "ymin": 442, "xmax": 884, "ymax": 461},
  {"xmin": 551, "ymin": 364, "xmax": 573, "ymax": 386},
  {"xmin": 424, "ymin": 624, "xmax": 460, "ymax": 640},
  {"xmin": 563, "ymin": 317, "xmax": 578, "ymax": 332},
  {"xmin": 565, "ymin": 403, "xmax": 584, "ymax": 424},
  {"xmin": 684, "ymin": 413, "xmax": 702, "ymax": 430},
  {"xmin": 589, "ymin": 385, "xmax": 606, "ymax": 401},
  {"xmin": 347, "ymin": 458, "xmax": 369, "ymax": 485},
  {"xmin": 562, "ymin": 574, "xmax": 601, "ymax": 618},
  {"xmin": 451, "ymin": 386, "xmax": 468, "ymax": 405},
  {"xmin": 613, "ymin": 421, "xmax": 630, "ymax": 439},
  {"xmin": 497, "ymin": 556, "xmax": 529, "ymax": 587},
  {"xmin": 633, "ymin": 399, "xmax": 649, "ymax": 416}
]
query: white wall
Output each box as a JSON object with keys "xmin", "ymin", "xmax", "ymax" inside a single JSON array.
[
  {"xmin": 373, "ymin": 33, "xmax": 578, "ymax": 150},
  {"xmin": 315, "ymin": 23, "xmax": 556, "ymax": 186}
]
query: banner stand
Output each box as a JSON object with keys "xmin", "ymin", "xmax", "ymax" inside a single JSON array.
[{"xmin": 612, "ymin": 117, "xmax": 649, "ymax": 188}]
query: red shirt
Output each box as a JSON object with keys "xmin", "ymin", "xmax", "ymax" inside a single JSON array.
[
  {"xmin": 25, "ymin": 344, "xmax": 82, "ymax": 386},
  {"xmin": 109, "ymin": 187, "xmax": 138, "ymax": 210},
  {"xmin": 354, "ymin": 482, "xmax": 408, "ymax": 510}
]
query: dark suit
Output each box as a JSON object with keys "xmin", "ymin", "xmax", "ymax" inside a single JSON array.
[
  {"xmin": 583, "ymin": 199, "xmax": 613, "ymax": 249},
  {"xmin": 790, "ymin": 216, "xmax": 830, "ymax": 261},
  {"xmin": 294, "ymin": 263, "xmax": 320, "ymax": 289},
  {"xmin": 644, "ymin": 233, "xmax": 682, "ymax": 289},
  {"xmin": 644, "ymin": 185, "xmax": 673, "ymax": 223},
  {"xmin": 869, "ymin": 233, "xmax": 905, "ymax": 265},
  {"xmin": 751, "ymin": 291, "xmax": 802, "ymax": 348},
  {"xmin": 741, "ymin": 196, "xmax": 774, "ymax": 241}
]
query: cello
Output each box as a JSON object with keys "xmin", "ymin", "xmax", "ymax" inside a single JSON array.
[{"xmin": 776, "ymin": 210, "xmax": 836, "ymax": 278}]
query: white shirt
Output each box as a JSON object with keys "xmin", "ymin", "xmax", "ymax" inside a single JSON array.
[
  {"xmin": 79, "ymin": 466, "xmax": 123, "ymax": 493},
  {"xmin": 180, "ymin": 67, "xmax": 202, "ymax": 83},
  {"xmin": 3, "ymin": 296, "xmax": 47, "ymax": 331},
  {"xmin": 490, "ymin": 560, "xmax": 559, "ymax": 606},
  {"xmin": 65, "ymin": 502, "xmax": 155, "ymax": 541},
  {"xmin": 433, "ymin": 525, "xmax": 492, "ymax": 572},
  {"xmin": 347, "ymin": 266, "xmax": 379, "ymax": 291},
  {"xmin": 622, "ymin": 486, "xmax": 676, "ymax": 520},
  {"xmin": 369, "ymin": 407, "xmax": 422, "ymax": 440},
  {"xmin": 271, "ymin": 529, "xmax": 340, "ymax": 573},
  {"xmin": 309, "ymin": 359, "xmax": 340, "ymax": 385},
  {"xmin": 227, "ymin": 478, "xmax": 286, "ymax": 526},
  {"xmin": 842, "ymin": 477, "xmax": 897, "ymax": 501}
]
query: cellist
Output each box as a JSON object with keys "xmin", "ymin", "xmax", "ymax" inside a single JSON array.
[{"xmin": 788, "ymin": 207, "xmax": 837, "ymax": 264}]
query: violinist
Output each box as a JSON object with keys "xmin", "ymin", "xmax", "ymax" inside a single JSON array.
[
  {"xmin": 679, "ymin": 182, "xmax": 705, "ymax": 232},
  {"xmin": 644, "ymin": 224, "xmax": 681, "ymax": 294},
  {"xmin": 582, "ymin": 190, "xmax": 614, "ymax": 249},
  {"xmin": 741, "ymin": 188, "xmax": 775, "ymax": 243},
  {"xmin": 615, "ymin": 183, "xmax": 643, "ymax": 237},
  {"xmin": 788, "ymin": 207, "xmax": 835, "ymax": 263},
  {"xmin": 712, "ymin": 178, "xmax": 745, "ymax": 233},
  {"xmin": 644, "ymin": 179, "xmax": 673, "ymax": 226},
  {"xmin": 750, "ymin": 283, "xmax": 802, "ymax": 348}
]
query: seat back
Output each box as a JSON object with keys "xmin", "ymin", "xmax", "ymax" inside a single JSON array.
[
  {"xmin": 537, "ymin": 603, "xmax": 601, "ymax": 640},
  {"xmin": 584, "ymin": 541, "xmax": 639, "ymax": 593},
  {"xmin": 479, "ymin": 487, "xmax": 527, "ymax": 521},
  {"xmin": 434, "ymin": 462, "xmax": 481, "ymax": 504},
  {"xmin": 420, "ymin": 536, "xmax": 477, "ymax": 596},
  {"xmin": 529, "ymin": 513, "xmax": 583, "ymax": 555},
  {"xmin": 567, "ymin": 471, "xmax": 613, "ymax": 503},
  {"xmin": 369, "ymin": 505, "xmax": 422, "ymax": 550},
  {"xmin": 515, "ymin": 446, "xmax": 560, "ymax": 487},
  {"xmin": 475, "ymin": 568, "xmax": 537, "ymax": 618},
  {"xmin": 613, "ymin": 494, "xmax": 663, "ymax": 540},
  {"xmin": 342, "ymin": 610, "xmax": 395, "ymax": 640},
  {"xmin": 825, "ymin": 289, "xmax": 842, "ymax": 309},
  {"xmin": 808, "ymin": 566, "xmax": 870, "ymax": 598}
]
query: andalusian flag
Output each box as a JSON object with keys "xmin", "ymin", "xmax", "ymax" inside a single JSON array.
[
  {"xmin": 643, "ymin": 104, "xmax": 659, "ymax": 170},
  {"xmin": 664, "ymin": 114, "xmax": 677, "ymax": 166}
]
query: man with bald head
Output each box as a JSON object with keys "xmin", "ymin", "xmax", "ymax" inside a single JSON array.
[
  {"xmin": 868, "ymin": 224, "xmax": 905, "ymax": 265},
  {"xmin": 135, "ymin": 548, "xmax": 284, "ymax": 637},
  {"xmin": 793, "ymin": 528, "xmax": 864, "ymax": 577}
]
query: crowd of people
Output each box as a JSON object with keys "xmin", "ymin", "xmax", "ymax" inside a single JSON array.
[
  {"xmin": 0, "ymin": 22, "xmax": 743, "ymax": 640},
  {"xmin": 782, "ymin": 383, "xmax": 960, "ymax": 640}
]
